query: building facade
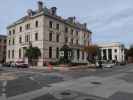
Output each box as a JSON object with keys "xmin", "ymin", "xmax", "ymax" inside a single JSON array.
[
  {"xmin": 0, "ymin": 35, "xmax": 6, "ymax": 63},
  {"xmin": 6, "ymin": 1, "xmax": 92, "ymax": 66},
  {"xmin": 98, "ymin": 42, "xmax": 125, "ymax": 63}
]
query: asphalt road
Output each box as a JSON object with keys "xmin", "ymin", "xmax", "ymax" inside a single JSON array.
[{"xmin": 0, "ymin": 64, "xmax": 133, "ymax": 100}]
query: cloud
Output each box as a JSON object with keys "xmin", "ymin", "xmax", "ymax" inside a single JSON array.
[{"xmin": 0, "ymin": 0, "xmax": 133, "ymax": 47}]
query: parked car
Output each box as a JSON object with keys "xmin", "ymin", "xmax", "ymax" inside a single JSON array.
[
  {"xmin": 96, "ymin": 60, "xmax": 115, "ymax": 68},
  {"xmin": 2, "ymin": 62, "xmax": 11, "ymax": 67},
  {"xmin": 96, "ymin": 60, "xmax": 103, "ymax": 68},
  {"xmin": 102, "ymin": 62, "xmax": 114, "ymax": 68},
  {"xmin": 14, "ymin": 61, "xmax": 29, "ymax": 68}
]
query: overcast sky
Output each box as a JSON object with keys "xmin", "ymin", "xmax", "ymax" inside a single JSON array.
[{"xmin": 0, "ymin": 0, "xmax": 133, "ymax": 47}]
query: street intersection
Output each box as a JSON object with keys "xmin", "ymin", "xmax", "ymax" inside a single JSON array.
[{"xmin": 0, "ymin": 64, "xmax": 133, "ymax": 100}]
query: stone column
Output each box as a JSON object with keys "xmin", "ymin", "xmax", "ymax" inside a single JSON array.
[
  {"xmin": 101, "ymin": 49, "xmax": 103, "ymax": 60},
  {"xmin": 106, "ymin": 49, "xmax": 109, "ymax": 61}
]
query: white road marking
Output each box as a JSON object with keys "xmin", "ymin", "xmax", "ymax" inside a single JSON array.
[
  {"xmin": 2, "ymin": 88, "xmax": 6, "ymax": 92},
  {"xmin": 2, "ymin": 81, "xmax": 7, "ymax": 87},
  {"xmin": 29, "ymin": 77, "xmax": 34, "ymax": 81}
]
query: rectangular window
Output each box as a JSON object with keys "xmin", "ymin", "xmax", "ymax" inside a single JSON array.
[
  {"xmin": 0, "ymin": 46, "xmax": 1, "ymax": 52},
  {"xmin": 56, "ymin": 47, "xmax": 59, "ymax": 59},
  {"xmin": 76, "ymin": 39, "xmax": 78, "ymax": 45},
  {"xmin": 56, "ymin": 34, "xmax": 59, "ymax": 42},
  {"xmin": 115, "ymin": 49, "xmax": 117, "ymax": 53},
  {"xmin": 25, "ymin": 35, "xmax": 30, "ymax": 42},
  {"xmin": 25, "ymin": 24, "xmax": 30, "ymax": 30},
  {"xmin": 76, "ymin": 31, "xmax": 78, "ymax": 36},
  {"xmin": 9, "ymin": 40, "xmax": 10, "ymax": 45},
  {"xmin": 49, "ymin": 47, "xmax": 52, "ymax": 58},
  {"xmin": 56, "ymin": 24, "xmax": 59, "ymax": 30},
  {"xmin": 9, "ymin": 31, "xmax": 11, "ymax": 35},
  {"xmin": 4, "ymin": 39, "xmax": 6, "ymax": 44},
  {"xmin": 49, "ymin": 21, "xmax": 53, "ymax": 28},
  {"xmin": 65, "ymin": 37, "xmax": 68, "ymax": 43},
  {"xmin": 20, "ymin": 26, "xmax": 22, "ymax": 32},
  {"xmin": 12, "ymin": 38, "xmax": 15, "ymax": 45},
  {"xmin": 65, "ymin": 27, "xmax": 68, "ymax": 33},
  {"xmin": 8, "ymin": 50, "xmax": 10, "ymax": 59},
  {"xmin": 82, "ymin": 52, "xmax": 84, "ymax": 60},
  {"xmin": 13, "ymin": 29, "xmax": 15, "ymax": 34},
  {"xmin": 19, "ymin": 36, "xmax": 22, "ymax": 44},
  {"xmin": 12, "ymin": 50, "xmax": 14, "ymax": 59},
  {"xmin": 71, "ymin": 38, "xmax": 73, "ymax": 44},
  {"xmin": 71, "ymin": 29, "xmax": 74, "ymax": 35},
  {"xmin": 35, "ymin": 21, "xmax": 38, "ymax": 28},
  {"xmin": 35, "ymin": 33, "xmax": 38, "ymax": 41},
  {"xmin": 49, "ymin": 32, "xmax": 52, "ymax": 41},
  {"xmin": 19, "ymin": 48, "xmax": 21, "ymax": 58},
  {"xmin": 77, "ymin": 49, "xmax": 80, "ymax": 60}
]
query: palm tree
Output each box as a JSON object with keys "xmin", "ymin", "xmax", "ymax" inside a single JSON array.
[{"xmin": 25, "ymin": 46, "xmax": 41, "ymax": 66}]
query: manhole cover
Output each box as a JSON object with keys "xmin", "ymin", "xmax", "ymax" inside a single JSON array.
[
  {"xmin": 61, "ymin": 91, "xmax": 71, "ymax": 95},
  {"xmin": 91, "ymin": 82, "xmax": 101, "ymax": 85},
  {"xmin": 52, "ymin": 90, "xmax": 78, "ymax": 99}
]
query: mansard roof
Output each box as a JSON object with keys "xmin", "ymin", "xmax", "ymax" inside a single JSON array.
[{"xmin": 7, "ymin": 3, "xmax": 92, "ymax": 33}]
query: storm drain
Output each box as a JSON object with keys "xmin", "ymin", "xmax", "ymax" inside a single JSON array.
[
  {"xmin": 91, "ymin": 81, "xmax": 101, "ymax": 85},
  {"xmin": 61, "ymin": 91, "xmax": 71, "ymax": 96},
  {"xmin": 52, "ymin": 90, "xmax": 78, "ymax": 99}
]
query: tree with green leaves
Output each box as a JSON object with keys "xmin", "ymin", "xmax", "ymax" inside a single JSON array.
[
  {"xmin": 25, "ymin": 46, "xmax": 41, "ymax": 66},
  {"xmin": 126, "ymin": 46, "xmax": 133, "ymax": 63},
  {"xmin": 127, "ymin": 47, "xmax": 133, "ymax": 57}
]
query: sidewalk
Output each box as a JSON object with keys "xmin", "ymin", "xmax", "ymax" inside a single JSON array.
[{"xmin": 30, "ymin": 64, "xmax": 96, "ymax": 71}]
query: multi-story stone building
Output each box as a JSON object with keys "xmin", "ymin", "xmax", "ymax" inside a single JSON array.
[
  {"xmin": 98, "ymin": 42, "xmax": 125, "ymax": 63},
  {"xmin": 6, "ymin": 1, "xmax": 92, "ymax": 66},
  {"xmin": 0, "ymin": 35, "xmax": 6, "ymax": 63}
]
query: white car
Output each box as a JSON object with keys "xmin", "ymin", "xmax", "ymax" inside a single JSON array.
[
  {"xmin": 102, "ymin": 62, "xmax": 115, "ymax": 68},
  {"xmin": 96, "ymin": 60, "xmax": 115, "ymax": 68}
]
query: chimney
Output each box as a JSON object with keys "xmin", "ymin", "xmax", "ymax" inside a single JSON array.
[
  {"xmin": 51, "ymin": 7, "xmax": 57, "ymax": 15},
  {"xmin": 83, "ymin": 23, "xmax": 87, "ymax": 28},
  {"xmin": 68, "ymin": 17, "xmax": 76, "ymax": 23},
  {"xmin": 38, "ymin": 1, "xmax": 43, "ymax": 12},
  {"xmin": 27, "ymin": 9, "xmax": 33, "ymax": 16}
]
